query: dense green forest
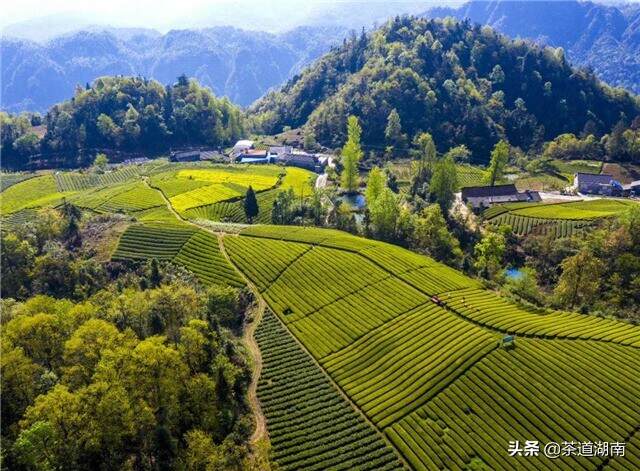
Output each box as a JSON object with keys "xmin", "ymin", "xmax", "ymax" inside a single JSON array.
[
  {"xmin": 251, "ymin": 17, "xmax": 640, "ymax": 162},
  {"xmin": 1, "ymin": 75, "xmax": 244, "ymax": 169},
  {"xmin": 0, "ymin": 208, "xmax": 254, "ymax": 470}
]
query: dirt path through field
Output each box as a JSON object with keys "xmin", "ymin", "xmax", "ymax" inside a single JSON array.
[
  {"xmin": 142, "ymin": 177, "xmax": 193, "ymax": 225},
  {"xmin": 217, "ymin": 230, "xmax": 407, "ymax": 468},
  {"xmin": 144, "ymin": 180, "xmax": 270, "ymax": 449},
  {"xmin": 217, "ymin": 234, "xmax": 268, "ymax": 446}
]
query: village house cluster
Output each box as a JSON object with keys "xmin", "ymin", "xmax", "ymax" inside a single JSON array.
[
  {"xmin": 168, "ymin": 139, "xmax": 329, "ymax": 173},
  {"xmin": 231, "ymin": 140, "xmax": 328, "ymax": 173},
  {"xmin": 462, "ymin": 171, "xmax": 640, "ymax": 210},
  {"xmin": 461, "ymin": 184, "xmax": 541, "ymax": 209},
  {"xmin": 573, "ymin": 172, "xmax": 640, "ymax": 197}
]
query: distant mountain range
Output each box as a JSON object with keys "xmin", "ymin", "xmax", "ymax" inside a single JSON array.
[
  {"xmin": 424, "ymin": 0, "xmax": 640, "ymax": 94},
  {"xmin": 1, "ymin": 25, "xmax": 348, "ymax": 112},
  {"xmin": 1, "ymin": 0, "xmax": 639, "ymax": 114}
]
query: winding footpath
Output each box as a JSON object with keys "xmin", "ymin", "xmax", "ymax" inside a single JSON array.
[
  {"xmin": 145, "ymin": 176, "xmax": 270, "ymax": 447},
  {"xmin": 218, "ymin": 233, "xmax": 269, "ymax": 445}
]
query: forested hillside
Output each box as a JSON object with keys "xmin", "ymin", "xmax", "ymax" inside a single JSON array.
[
  {"xmin": 426, "ymin": 0, "xmax": 640, "ymax": 94},
  {"xmin": 252, "ymin": 17, "xmax": 640, "ymax": 162},
  {"xmin": 1, "ymin": 76, "xmax": 244, "ymax": 169}
]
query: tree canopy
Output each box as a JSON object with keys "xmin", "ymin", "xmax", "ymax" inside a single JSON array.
[
  {"xmin": 1, "ymin": 76, "xmax": 245, "ymax": 169},
  {"xmin": 340, "ymin": 115, "xmax": 363, "ymax": 193},
  {"xmin": 1, "ymin": 277, "xmax": 252, "ymax": 470},
  {"xmin": 251, "ymin": 17, "xmax": 640, "ymax": 163}
]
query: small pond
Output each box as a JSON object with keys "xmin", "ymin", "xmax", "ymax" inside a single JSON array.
[
  {"xmin": 505, "ymin": 268, "xmax": 524, "ymax": 279},
  {"xmin": 338, "ymin": 193, "xmax": 366, "ymax": 211}
]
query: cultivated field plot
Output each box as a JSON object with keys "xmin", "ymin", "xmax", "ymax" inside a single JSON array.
[
  {"xmin": 0, "ymin": 172, "xmax": 38, "ymax": 191},
  {"xmin": 255, "ymin": 310, "xmax": 405, "ymax": 471},
  {"xmin": 456, "ymin": 164, "xmax": 486, "ymax": 187},
  {"xmin": 488, "ymin": 212, "xmax": 594, "ymax": 238},
  {"xmin": 388, "ymin": 161, "xmax": 489, "ymax": 191},
  {"xmin": 241, "ymin": 224, "xmax": 381, "ymax": 251},
  {"xmin": 551, "ymin": 159, "xmax": 603, "ymax": 179},
  {"xmin": 513, "ymin": 173, "xmax": 568, "ymax": 191},
  {"xmin": 54, "ymin": 166, "xmax": 142, "ymax": 191},
  {"xmin": 224, "ymin": 236, "xmax": 311, "ymax": 291},
  {"xmin": 323, "ymin": 303, "xmax": 498, "ymax": 428},
  {"xmin": 183, "ymin": 166, "xmax": 315, "ymax": 223},
  {"xmin": 484, "ymin": 199, "xmax": 638, "ymax": 236},
  {"xmin": 172, "ymin": 231, "xmax": 243, "ymax": 287},
  {"xmin": 69, "ymin": 181, "xmax": 166, "ymax": 214},
  {"xmin": 112, "ymin": 223, "xmax": 243, "ymax": 287},
  {"xmin": 388, "ymin": 338, "xmax": 640, "ymax": 470},
  {"xmin": 0, "ymin": 174, "xmax": 77, "ymax": 214},
  {"xmin": 169, "ymin": 182, "xmax": 246, "ymax": 212},
  {"xmin": 439, "ymin": 288, "xmax": 640, "ymax": 347},
  {"xmin": 112, "ymin": 223, "xmax": 198, "ymax": 260},
  {"xmin": 512, "ymin": 199, "xmax": 636, "ymax": 220},
  {"xmin": 135, "ymin": 206, "xmax": 184, "ymax": 225},
  {"xmin": 0, "ymin": 208, "xmax": 40, "ymax": 229},
  {"xmin": 150, "ymin": 165, "xmax": 283, "ymax": 213},
  {"xmin": 223, "ymin": 225, "xmax": 640, "ymax": 471}
]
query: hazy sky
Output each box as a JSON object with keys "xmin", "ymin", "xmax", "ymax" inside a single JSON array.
[
  {"xmin": 1, "ymin": 1, "xmax": 452, "ymax": 30},
  {"xmin": 2, "ymin": 0, "xmax": 638, "ymax": 39}
]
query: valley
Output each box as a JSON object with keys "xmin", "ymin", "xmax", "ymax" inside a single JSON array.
[
  {"xmin": 2, "ymin": 7, "xmax": 640, "ymax": 471},
  {"xmin": 2, "ymin": 158, "xmax": 639, "ymax": 470}
]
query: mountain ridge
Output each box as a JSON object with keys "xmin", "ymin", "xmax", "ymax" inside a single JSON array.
[
  {"xmin": 2, "ymin": 1, "xmax": 640, "ymax": 115},
  {"xmin": 251, "ymin": 16, "xmax": 639, "ymax": 162},
  {"xmin": 1, "ymin": 25, "xmax": 348, "ymax": 112},
  {"xmin": 424, "ymin": 0, "xmax": 640, "ymax": 93}
]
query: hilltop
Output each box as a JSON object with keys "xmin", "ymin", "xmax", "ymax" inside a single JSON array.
[
  {"xmin": 251, "ymin": 17, "xmax": 639, "ymax": 162},
  {"xmin": 0, "ymin": 76, "xmax": 245, "ymax": 169},
  {"xmin": 3, "ymin": 1, "xmax": 640, "ymax": 115},
  {"xmin": 425, "ymin": 0, "xmax": 640, "ymax": 94}
]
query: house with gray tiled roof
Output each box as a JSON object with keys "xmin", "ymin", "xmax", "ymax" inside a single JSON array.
[
  {"xmin": 461, "ymin": 184, "xmax": 541, "ymax": 209},
  {"xmin": 573, "ymin": 172, "xmax": 621, "ymax": 195}
]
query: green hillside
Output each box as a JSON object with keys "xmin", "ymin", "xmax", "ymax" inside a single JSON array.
[
  {"xmin": 223, "ymin": 225, "xmax": 640, "ymax": 470},
  {"xmin": 484, "ymin": 199, "xmax": 639, "ymax": 236},
  {"xmin": 251, "ymin": 17, "xmax": 639, "ymax": 161}
]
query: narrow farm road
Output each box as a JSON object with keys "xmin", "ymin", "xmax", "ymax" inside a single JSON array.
[
  {"xmin": 217, "ymin": 234, "xmax": 269, "ymax": 446},
  {"xmin": 243, "ymin": 295, "xmax": 268, "ymax": 445},
  {"xmin": 142, "ymin": 177, "xmax": 192, "ymax": 225},
  {"xmin": 315, "ymin": 172, "xmax": 328, "ymax": 189},
  {"xmin": 143, "ymin": 179, "xmax": 270, "ymax": 449}
]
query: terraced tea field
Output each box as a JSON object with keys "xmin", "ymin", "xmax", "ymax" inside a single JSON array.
[
  {"xmin": 391, "ymin": 162, "xmax": 488, "ymax": 190},
  {"xmin": 2, "ymin": 162, "xmax": 316, "ymax": 231},
  {"xmin": 456, "ymin": 164, "xmax": 486, "ymax": 187},
  {"xmin": 0, "ymin": 174, "xmax": 77, "ymax": 214},
  {"xmin": 0, "ymin": 172, "xmax": 38, "ymax": 191},
  {"xmin": 221, "ymin": 225, "xmax": 640, "ymax": 471},
  {"xmin": 5, "ymin": 162, "xmax": 639, "ymax": 470},
  {"xmin": 484, "ymin": 199, "xmax": 638, "ymax": 236},
  {"xmin": 256, "ymin": 310, "xmax": 404, "ymax": 471},
  {"xmin": 113, "ymin": 223, "xmax": 243, "ymax": 287},
  {"xmin": 389, "ymin": 338, "xmax": 640, "ymax": 470},
  {"xmin": 54, "ymin": 166, "xmax": 143, "ymax": 191},
  {"xmin": 149, "ymin": 165, "xmax": 283, "ymax": 214}
]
